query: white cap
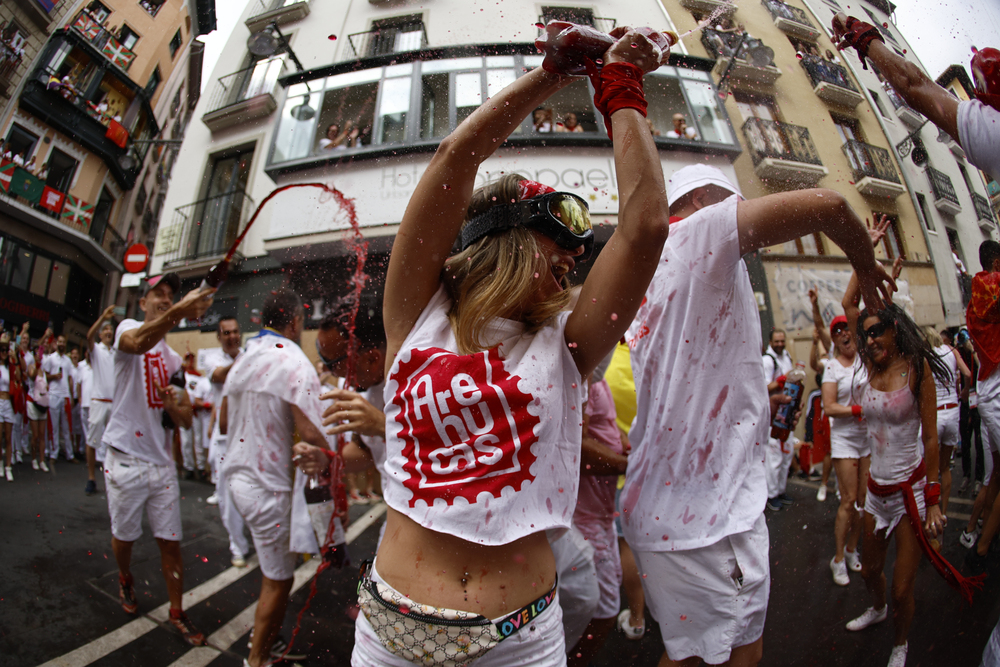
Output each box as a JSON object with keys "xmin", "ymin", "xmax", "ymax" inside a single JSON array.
[{"xmin": 666, "ymin": 164, "xmax": 742, "ymax": 207}]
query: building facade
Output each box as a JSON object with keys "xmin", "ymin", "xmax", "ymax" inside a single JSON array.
[
  {"xmin": 0, "ymin": 0, "xmax": 210, "ymax": 346},
  {"xmin": 151, "ymin": 0, "xmax": 756, "ymax": 353}
]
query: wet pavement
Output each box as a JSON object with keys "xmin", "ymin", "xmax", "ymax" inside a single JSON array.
[{"xmin": 1, "ymin": 460, "xmax": 998, "ymax": 667}]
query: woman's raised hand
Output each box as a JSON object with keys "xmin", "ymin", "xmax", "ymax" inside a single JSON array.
[{"xmin": 604, "ymin": 28, "xmax": 668, "ymax": 74}]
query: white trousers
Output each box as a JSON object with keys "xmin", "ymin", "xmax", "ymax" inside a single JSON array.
[
  {"xmin": 549, "ymin": 524, "xmax": 599, "ymax": 649},
  {"xmin": 212, "ymin": 434, "xmax": 250, "ymax": 559},
  {"xmin": 13, "ymin": 412, "xmax": 30, "ymax": 454},
  {"xmin": 179, "ymin": 414, "xmax": 208, "ymax": 471},
  {"xmin": 765, "ymin": 436, "xmax": 794, "ymax": 498},
  {"xmin": 47, "ymin": 396, "xmax": 72, "ymax": 459}
]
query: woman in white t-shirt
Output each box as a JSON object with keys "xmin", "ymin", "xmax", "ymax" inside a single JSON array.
[
  {"xmin": 353, "ymin": 30, "xmax": 671, "ymax": 667},
  {"xmin": 923, "ymin": 327, "xmax": 970, "ymax": 518},
  {"xmin": 822, "ymin": 313, "xmax": 870, "ymax": 586}
]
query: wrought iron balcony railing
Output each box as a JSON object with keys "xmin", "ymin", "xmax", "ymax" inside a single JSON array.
[
  {"xmin": 203, "ymin": 57, "xmax": 285, "ymax": 115},
  {"xmin": 0, "ymin": 42, "xmax": 22, "ymax": 82},
  {"xmin": 926, "ymin": 166, "xmax": 960, "ymax": 207},
  {"xmin": 68, "ymin": 10, "xmax": 136, "ymax": 71},
  {"xmin": 800, "ymin": 54, "xmax": 857, "ymax": 92},
  {"xmin": 347, "ymin": 22, "xmax": 428, "ymax": 59},
  {"xmin": 742, "ymin": 117, "xmax": 822, "ymax": 167},
  {"xmin": 761, "ymin": 0, "xmax": 816, "ymax": 29},
  {"xmin": 701, "ymin": 28, "xmax": 775, "ymax": 67},
  {"xmin": 972, "ymin": 192, "xmax": 994, "ymax": 223},
  {"xmin": 842, "ymin": 140, "xmax": 900, "ymax": 184},
  {"xmin": 88, "ymin": 212, "xmax": 126, "ymax": 260},
  {"xmin": 537, "ymin": 15, "xmax": 618, "ymax": 34},
  {"xmin": 160, "ymin": 191, "xmax": 255, "ymax": 266}
]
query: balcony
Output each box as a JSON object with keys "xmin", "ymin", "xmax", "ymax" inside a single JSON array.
[
  {"xmin": 842, "ymin": 140, "xmax": 905, "ymax": 198},
  {"xmin": 156, "ymin": 191, "xmax": 255, "ymax": 272},
  {"xmin": 800, "ymin": 55, "xmax": 863, "ymax": 108},
  {"xmin": 761, "ymin": 0, "xmax": 820, "ymax": 41},
  {"xmin": 347, "ymin": 22, "xmax": 428, "ymax": 59},
  {"xmin": 972, "ymin": 192, "xmax": 995, "ymax": 224},
  {"xmin": 702, "ymin": 29, "xmax": 782, "ymax": 88},
  {"xmin": 679, "ymin": 0, "xmax": 737, "ymax": 16},
  {"xmin": 68, "ymin": 11, "xmax": 136, "ymax": 72},
  {"xmin": 245, "ymin": 0, "xmax": 310, "ymax": 34},
  {"xmin": 202, "ymin": 58, "xmax": 285, "ymax": 132},
  {"xmin": 743, "ymin": 117, "xmax": 828, "ymax": 185},
  {"xmin": 926, "ymin": 166, "xmax": 961, "ymax": 216},
  {"xmin": 882, "ymin": 83, "xmax": 923, "ymax": 128},
  {"xmin": 538, "ymin": 15, "xmax": 618, "ymax": 34},
  {"xmin": 0, "ymin": 42, "xmax": 22, "ymax": 89}
]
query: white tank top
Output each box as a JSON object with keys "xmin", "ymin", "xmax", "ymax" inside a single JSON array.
[
  {"xmin": 863, "ymin": 381, "xmax": 922, "ymax": 485},
  {"xmin": 383, "ymin": 286, "xmax": 586, "ymax": 546},
  {"xmin": 933, "ymin": 345, "xmax": 958, "ymax": 406}
]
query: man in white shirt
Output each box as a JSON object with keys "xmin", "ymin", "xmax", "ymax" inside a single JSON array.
[
  {"xmin": 70, "ymin": 347, "xmax": 84, "ymax": 457},
  {"xmin": 833, "ymin": 14, "xmax": 1000, "ymax": 181},
  {"xmin": 762, "ymin": 330, "xmax": 796, "ymax": 511},
  {"xmin": 42, "ymin": 334, "xmax": 75, "ymax": 462},
  {"xmin": 102, "ymin": 273, "xmax": 214, "ymax": 645},
  {"xmin": 624, "ymin": 164, "xmax": 894, "ymax": 667},
  {"xmin": 665, "ymin": 113, "xmax": 698, "ymax": 140},
  {"xmin": 179, "ymin": 354, "xmax": 211, "ymax": 480},
  {"xmin": 85, "ymin": 306, "xmax": 116, "ymax": 495},
  {"xmin": 220, "ymin": 288, "xmax": 330, "ymax": 667},
  {"xmin": 202, "ymin": 316, "xmax": 250, "ymax": 567}
]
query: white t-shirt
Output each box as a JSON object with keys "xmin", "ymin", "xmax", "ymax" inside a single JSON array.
[
  {"xmin": 762, "ymin": 346, "xmax": 793, "ymax": 384},
  {"xmin": 958, "ymin": 100, "xmax": 1000, "ymax": 182},
  {"xmin": 666, "ymin": 127, "xmax": 697, "ymax": 139},
  {"xmin": 43, "ymin": 352, "xmax": 73, "ymax": 398},
  {"xmin": 624, "ymin": 195, "xmax": 769, "ymax": 552},
  {"xmin": 102, "ymin": 319, "xmax": 183, "ymax": 466},
  {"xmin": 222, "ymin": 332, "xmax": 325, "ymax": 493},
  {"xmin": 382, "ymin": 285, "xmax": 587, "ymax": 546},
  {"xmin": 933, "ymin": 345, "xmax": 959, "ymax": 406},
  {"xmin": 90, "ymin": 342, "xmax": 115, "ymax": 400},
  {"xmin": 822, "ymin": 355, "xmax": 868, "ymax": 447},
  {"xmin": 22, "ymin": 351, "xmax": 35, "ymax": 401},
  {"xmin": 203, "ymin": 346, "xmax": 243, "ymax": 440},
  {"xmin": 79, "ymin": 361, "xmax": 93, "ymax": 405},
  {"xmin": 0, "ymin": 363, "xmax": 8, "ymax": 393}
]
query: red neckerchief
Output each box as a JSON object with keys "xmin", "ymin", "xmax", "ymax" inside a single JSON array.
[
  {"xmin": 669, "ymin": 215, "xmax": 684, "ymax": 225},
  {"xmin": 967, "ymin": 271, "xmax": 1000, "ymax": 380}
]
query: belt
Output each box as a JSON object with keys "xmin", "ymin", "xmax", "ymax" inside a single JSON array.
[
  {"xmin": 93, "ymin": 398, "xmax": 113, "ymax": 403},
  {"xmin": 937, "ymin": 403, "xmax": 959, "ymax": 410},
  {"xmin": 0, "ymin": 392, "xmax": 9, "ymax": 400},
  {"xmin": 868, "ymin": 461, "xmax": 983, "ymax": 602}
]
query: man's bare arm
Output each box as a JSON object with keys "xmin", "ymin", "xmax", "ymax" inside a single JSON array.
[
  {"xmin": 119, "ymin": 287, "xmax": 215, "ymax": 355},
  {"xmin": 86, "ymin": 305, "xmax": 116, "ymax": 350}
]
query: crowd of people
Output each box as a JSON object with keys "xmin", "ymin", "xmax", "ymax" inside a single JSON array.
[{"xmin": 3, "ymin": 15, "xmax": 999, "ymax": 667}]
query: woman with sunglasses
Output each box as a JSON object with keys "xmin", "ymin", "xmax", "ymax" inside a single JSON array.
[
  {"xmin": 350, "ymin": 28, "xmax": 671, "ymax": 666},
  {"xmin": 842, "ymin": 276, "xmax": 980, "ymax": 667}
]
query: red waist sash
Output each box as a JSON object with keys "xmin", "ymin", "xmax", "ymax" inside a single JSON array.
[{"xmin": 867, "ymin": 461, "xmax": 985, "ymax": 603}]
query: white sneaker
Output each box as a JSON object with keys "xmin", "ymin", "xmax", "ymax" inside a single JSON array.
[
  {"xmin": 617, "ymin": 609, "xmax": 645, "ymax": 640},
  {"xmin": 830, "ymin": 556, "xmax": 849, "ymax": 586},
  {"xmin": 31, "ymin": 459, "xmax": 39, "ymax": 471},
  {"xmin": 40, "ymin": 460, "xmax": 49, "ymax": 473},
  {"xmin": 845, "ymin": 550, "xmax": 862, "ymax": 572},
  {"xmin": 231, "ymin": 555, "xmax": 247, "ymax": 568},
  {"xmin": 5, "ymin": 467, "xmax": 12, "ymax": 482},
  {"xmin": 846, "ymin": 605, "xmax": 887, "ymax": 631},
  {"xmin": 888, "ymin": 642, "xmax": 907, "ymax": 667},
  {"xmin": 15, "ymin": 450, "xmax": 22, "ymax": 464},
  {"xmin": 960, "ymin": 528, "xmax": 980, "ymax": 549},
  {"xmin": 206, "ymin": 494, "xmax": 219, "ymax": 505},
  {"xmin": 816, "ymin": 485, "xmax": 828, "ymax": 502}
]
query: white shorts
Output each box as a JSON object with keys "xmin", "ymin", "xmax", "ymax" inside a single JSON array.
[
  {"xmin": 27, "ymin": 401, "xmax": 46, "ymax": 421},
  {"xmin": 979, "ymin": 397, "xmax": 1000, "ymax": 456},
  {"xmin": 575, "ymin": 516, "xmax": 622, "ymax": 619},
  {"xmin": 937, "ymin": 406, "xmax": 960, "ymax": 449},
  {"xmin": 104, "ymin": 447, "xmax": 182, "ymax": 542},
  {"xmin": 352, "ymin": 561, "xmax": 567, "ymax": 667},
  {"xmin": 228, "ymin": 473, "xmax": 297, "ymax": 580},
  {"xmin": 865, "ymin": 476, "xmax": 926, "ymax": 537},
  {"xmin": 634, "ymin": 514, "xmax": 770, "ymax": 665},
  {"xmin": 830, "ymin": 432, "xmax": 871, "ymax": 460},
  {"xmin": 88, "ymin": 401, "xmax": 112, "ymax": 462},
  {"xmin": 0, "ymin": 398, "xmax": 13, "ymax": 424}
]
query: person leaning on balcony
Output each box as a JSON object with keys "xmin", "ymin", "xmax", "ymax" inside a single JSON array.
[
  {"xmin": 833, "ymin": 13, "xmax": 1000, "ymax": 181},
  {"xmin": 319, "ymin": 120, "xmax": 360, "ymax": 152}
]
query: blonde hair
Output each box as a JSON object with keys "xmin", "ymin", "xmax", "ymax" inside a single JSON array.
[
  {"xmin": 923, "ymin": 326, "xmax": 943, "ymax": 347},
  {"xmin": 442, "ymin": 174, "xmax": 572, "ymax": 354}
]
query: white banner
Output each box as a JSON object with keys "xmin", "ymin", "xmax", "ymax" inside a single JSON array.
[{"xmin": 771, "ymin": 264, "xmax": 912, "ymax": 332}]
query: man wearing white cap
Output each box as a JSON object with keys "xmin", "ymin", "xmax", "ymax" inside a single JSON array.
[{"xmin": 623, "ymin": 164, "xmax": 895, "ymax": 666}]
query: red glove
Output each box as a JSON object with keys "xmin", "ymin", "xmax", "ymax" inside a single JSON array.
[
  {"xmin": 590, "ymin": 62, "xmax": 647, "ymax": 140},
  {"xmin": 835, "ymin": 16, "xmax": 884, "ymax": 70}
]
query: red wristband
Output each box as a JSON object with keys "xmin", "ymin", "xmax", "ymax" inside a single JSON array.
[
  {"xmin": 839, "ymin": 16, "xmax": 884, "ymax": 70},
  {"xmin": 774, "ymin": 374, "xmax": 787, "ymax": 388},
  {"xmin": 851, "ymin": 405, "xmax": 862, "ymax": 419},
  {"xmin": 925, "ymin": 481, "xmax": 941, "ymax": 506},
  {"xmin": 589, "ymin": 62, "xmax": 647, "ymax": 139}
]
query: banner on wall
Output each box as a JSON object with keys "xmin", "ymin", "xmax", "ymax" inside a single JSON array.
[{"xmin": 771, "ymin": 264, "xmax": 912, "ymax": 332}]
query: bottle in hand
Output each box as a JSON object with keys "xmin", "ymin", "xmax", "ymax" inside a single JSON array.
[{"xmin": 771, "ymin": 361, "xmax": 806, "ymax": 440}]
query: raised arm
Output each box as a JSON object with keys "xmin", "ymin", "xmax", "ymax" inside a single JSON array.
[
  {"xmin": 383, "ymin": 67, "xmax": 576, "ymax": 364},
  {"xmin": 832, "ymin": 13, "xmax": 959, "ymax": 143},
  {"xmin": 86, "ymin": 305, "xmax": 115, "ymax": 350},
  {"xmin": 564, "ymin": 33, "xmax": 672, "ymax": 377},
  {"xmin": 119, "ymin": 287, "xmax": 215, "ymax": 356},
  {"xmin": 809, "ymin": 287, "xmax": 831, "ymax": 352},
  {"xmin": 842, "ymin": 271, "xmax": 863, "ymax": 349},
  {"xmin": 810, "ymin": 329, "xmax": 825, "ymax": 373},
  {"xmin": 738, "ymin": 190, "xmax": 894, "ymax": 310}
]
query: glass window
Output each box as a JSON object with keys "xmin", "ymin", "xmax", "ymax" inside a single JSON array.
[
  {"xmin": 486, "ymin": 56, "xmax": 516, "ymax": 68},
  {"xmin": 86, "ymin": 1, "xmax": 111, "ymax": 23},
  {"xmin": 487, "ymin": 69, "xmax": 516, "ymax": 99},
  {"xmin": 169, "ymin": 30, "xmax": 182, "ymax": 59},
  {"xmin": 313, "ymin": 82, "xmax": 377, "ymax": 155},
  {"xmin": 378, "ymin": 76, "xmax": 412, "ymax": 144},
  {"xmin": 47, "ymin": 261, "xmax": 70, "ymax": 304},
  {"xmin": 645, "ymin": 75, "xmax": 690, "ymax": 138},
  {"xmin": 325, "ymin": 69, "xmax": 381, "ymax": 89},
  {"xmin": 681, "ymin": 78, "xmax": 734, "ymax": 144},
  {"xmin": 535, "ymin": 78, "xmax": 596, "ymax": 133},
  {"xmin": 454, "ymin": 72, "xmax": 481, "ymax": 126},
  {"xmin": 9, "ymin": 246, "xmax": 33, "ymax": 291},
  {"xmin": 29, "ymin": 255, "xmax": 50, "ymax": 296},
  {"xmin": 274, "ymin": 92, "xmax": 319, "ymax": 161},
  {"xmin": 422, "ymin": 58, "xmax": 482, "ymax": 73},
  {"xmin": 523, "ymin": 55, "xmax": 544, "ymax": 69},
  {"xmin": 119, "ymin": 25, "xmax": 139, "ymax": 51},
  {"xmin": 916, "ymin": 193, "xmax": 935, "ymax": 231},
  {"xmin": 876, "ymin": 213, "xmax": 904, "ymax": 258},
  {"xmin": 420, "ymin": 72, "xmax": 450, "ymax": 140}
]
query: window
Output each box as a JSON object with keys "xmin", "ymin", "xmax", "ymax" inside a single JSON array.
[
  {"xmin": 874, "ymin": 212, "xmax": 904, "ymax": 259},
  {"xmin": 139, "ymin": 0, "xmax": 163, "ymax": 17},
  {"xmin": 134, "ymin": 182, "xmax": 148, "ymax": 214},
  {"xmin": 540, "ymin": 7, "xmax": 595, "ymax": 26},
  {"xmin": 368, "ymin": 15, "xmax": 425, "ymax": 57},
  {"xmin": 118, "ymin": 25, "xmax": 139, "ymax": 51},
  {"xmin": 47, "ymin": 261, "xmax": 70, "ymax": 304},
  {"xmin": 868, "ymin": 90, "xmax": 889, "ymax": 118},
  {"xmin": 170, "ymin": 84, "xmax": 184, "ymax": 116},
  {"xmin": 145, "ymin": 66, "xmax": 161, "ymax": 97},
  {"xmin": 782, "ymin": 233, "xmax": 826, "ymax": 256},
  {"xmin": 4, "ymin": 125, "xmax": 39, "ymax": 162},
  {"xmin": 89, "ymin": 187, "xmax": 116, "ymax": 244},
  {"xmin": 169, "ymin": 29, "xmax": 182, "ymax": 59},
  {"xmin": 862, "ymin": 8, "xmax": 897, "ymax": 44},
  {"xmin": 190, "ymin": 146, "xmax": 255, "ymax": 257},
  {"xmin": 958, "ymin": 164, "xmax": 977, "ymax": 197},
  {"xmin": 2, "ymin": 22, "xmax": 29, "ymax": 53},
  {"xmin": 946, "ymin": 227, "xmax": 965, "ymax": 267},
  {"xmin": 44, "ymin": 148, "xmax": 78, "ymax": 194},
  {"xmin": 916, "ymin": 193, "xmax": 935, "ymax": 231},
  {"xmin": 7, "ymin": 245, "xmax": 33, "ymax": 291},
  {"xmin": 29, "ymin": 255, "xmax": 51, "ymax": 297},
  {"xmin": 86, "ymin": 1, "xmax": 111, "ymax": 23},
  {"xmin": 832, "ymin": 115, "xmax": 862, "ymax": 143}
]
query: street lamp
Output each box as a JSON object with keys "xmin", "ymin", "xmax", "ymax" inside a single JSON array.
[
  {"xmin": 247, "ymin": 22, "xmax": 314, "ymax": 120},
  {"xmin": 716, "ymin": 32, "xmax": 775, "ymax": 98}
]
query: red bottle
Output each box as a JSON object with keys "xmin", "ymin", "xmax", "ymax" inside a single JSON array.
[
  {"xmin": 771, "ymin": 361, "xmax": 807, "ymax": 441},
  {"xmin": 535, "ymin": 22, "xmax": 678, "ymax": 76},
  {"xmin": 198, "ymin": 258, "xmax": 229, "ymax": 291}
]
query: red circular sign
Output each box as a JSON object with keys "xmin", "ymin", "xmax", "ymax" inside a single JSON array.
[{"xmin": 123, "ymin": 243, "xmax": 149, "ymax": 273}]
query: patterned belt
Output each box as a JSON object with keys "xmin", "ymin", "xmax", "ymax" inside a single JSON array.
[{"xmin": 937, "ymin": 403, "xmax": 959, "ymax": 410}]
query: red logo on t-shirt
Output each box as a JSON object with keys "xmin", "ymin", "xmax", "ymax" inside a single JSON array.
[
  {"xmin": 390, "ymin": 347, "xmax": 540, "ymax": 507},
  {"xmin": 144, "ymin": 351, "xmax": 170, "ymax": 410}
]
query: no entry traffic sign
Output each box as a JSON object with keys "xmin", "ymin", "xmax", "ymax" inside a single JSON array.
[{"xmin": 123, "ymin": 243, "xmax": 149, "ymax": 273}]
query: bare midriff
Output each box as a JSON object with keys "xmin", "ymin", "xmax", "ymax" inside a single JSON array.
[{"xmin": 374, "ymin": 507, "xmax": 556, "ymax": 620}]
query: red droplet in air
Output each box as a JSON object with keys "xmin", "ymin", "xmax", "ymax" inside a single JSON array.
[
  {"xmin": 882, "ymin": 22, "xmax": 888, "ymax": 28},
  {"xmin": 276, "ymin": 343, "xmax": 283, "ymax": 348},
  {"xmin": 535, "ymin": 22, "xmax": 545, "ymax": 29},
  {"xmin": 902, "ymin": 49, "xmax": 907, "ymax": 54},
  {"xmin": 680, "ymin": 614, "xmax": 688, "ymax": 620},
  {"xmin": 328, "ymin": 34, "xmax": 337, "ymax": 41}
]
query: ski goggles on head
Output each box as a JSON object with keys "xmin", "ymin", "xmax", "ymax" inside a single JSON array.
[{"xmin": 459, "ymin": 191, "xmax": 594, "ymax": 259}]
